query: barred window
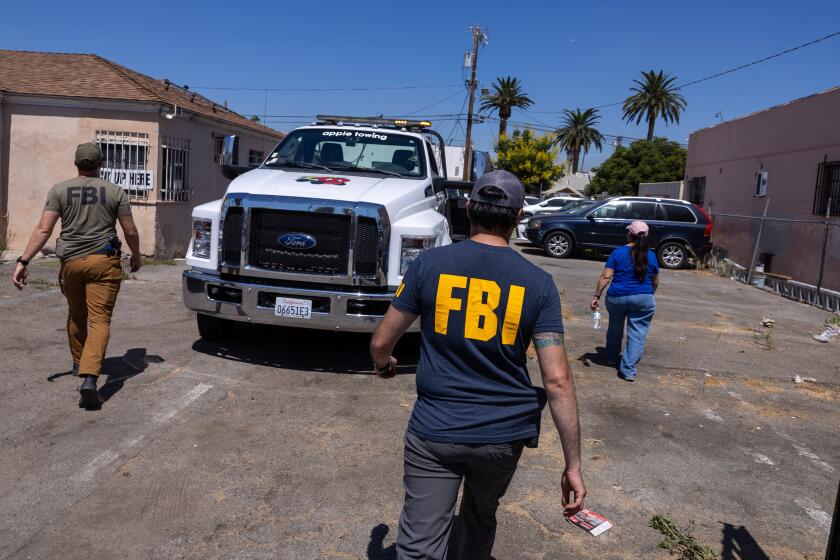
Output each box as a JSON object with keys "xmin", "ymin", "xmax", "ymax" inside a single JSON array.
[
  {"xmin": 95, "ymin": 131, "xmax": 151, "ymax": 200},
  {"xmin": 161, "ymin": 137, "xmax": 192, "ymax": 202},
  {"xmin": 249, "ymin": 150, "xmax": 265, "ymax": 167},
  {"xmin": 814, "ymin": 161, "xmax": 840, "ymax": 216}
]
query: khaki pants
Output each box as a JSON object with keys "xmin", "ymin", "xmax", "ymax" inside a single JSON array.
[{"xmin": 60, "ymin": 254, "xmax": 122, "ymax": 376}]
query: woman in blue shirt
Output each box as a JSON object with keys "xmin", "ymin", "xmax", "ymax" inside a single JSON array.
[{"xmin": 590, "ymin": 220, "xmax": 659, "ymax": 381}]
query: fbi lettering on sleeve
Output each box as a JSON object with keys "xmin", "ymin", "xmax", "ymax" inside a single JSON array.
[{"xmin": 434, "ymin": 274, "xmax": 525, "ymax": 344}]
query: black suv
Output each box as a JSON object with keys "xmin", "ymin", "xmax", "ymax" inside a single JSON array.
[{"xmin": 524, "ymin": 197, "xmax": 713, "ymax": 268}]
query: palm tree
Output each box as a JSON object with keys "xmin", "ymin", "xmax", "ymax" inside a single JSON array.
[
  {"xmin": 479, "ymin": 76, "xmax": 534, "ymax": 138},
  {"xmin": 622, "ymin": 70, "xmax": 687, "ymax": 140},
  {"xmin": 554, "ymin": 108, "xmax": 604, "ymax": 173}
]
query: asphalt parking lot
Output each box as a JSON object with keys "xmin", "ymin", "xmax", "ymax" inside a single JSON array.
[{"xmin": 1, "ymin": 246, "xmax": 837, "ymax": 560}]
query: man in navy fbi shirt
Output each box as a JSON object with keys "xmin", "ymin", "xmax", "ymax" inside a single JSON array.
[{"xmin": 370, "ymin": 170, "xmax": 585, "ymax": 560}]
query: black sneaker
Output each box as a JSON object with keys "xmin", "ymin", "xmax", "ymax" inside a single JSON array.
[
  {"xmin": 72, "ymin": 364, "xmax": 79, "ymax": 377},
  {"xmin": 78, "ymin": 376, "xmax": 100, "ymax": 408}
]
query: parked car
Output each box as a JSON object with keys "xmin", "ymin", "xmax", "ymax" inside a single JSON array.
[
  {"xmin": 524, "ymin": 197, "xmax": 713, "ymax": 268},
  {"xmin": 516, "ymin": 199, "xmax": 598, "ymax": 241},
  {"xmin": 522, "ymin": 196, "xmax": 583, "ymax": 217},
  {"xmin": 524, "ymin": 195, "xmax": 540, "ymax": 206}
]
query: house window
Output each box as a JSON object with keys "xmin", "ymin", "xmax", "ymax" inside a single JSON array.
[
  {"xmin": 248, "ymin": 149, "xmax": 265, "ymax": 167},
  {"xmin": 161, "ymin": 137, "xmax": 191, "ymax": 202},
  {"xmin": 688, "ymin": 176, "xmax": 706, "ymax": 205},
  {"xmin": 95, "ymin": 131, "xmax": 151, "ymax": 200},
  {"xmin": 813, "ymin": 161, "xmax": 840, "ymax": 216},
  {"xmin": 754, "ymin": 170, "xmax": 768, "ymax": 197}
]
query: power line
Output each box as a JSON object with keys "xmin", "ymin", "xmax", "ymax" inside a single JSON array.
[
  {"xmin": 678, "ymin": 29, "xmax": 840, "ymax": 88},
  {"xmin": 190, "ymin": 83, "xmax": 463, "ymax": 92},
  {"xmin": 397, "ymin": 89, "xmax": 467, "ymax": 117},
  {"xmin": 528, "ymin": 29, "xmax": 840, "ymax": 114}
]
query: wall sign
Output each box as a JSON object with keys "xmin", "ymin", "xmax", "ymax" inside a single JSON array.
[{"xmin": 99, "ymin": 168, "xmax": 154, "ymax": 190}]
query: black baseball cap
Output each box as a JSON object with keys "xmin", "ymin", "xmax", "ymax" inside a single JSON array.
[
  {"xmin": 74, "ymin": 143, "xmax": 102, "ymax": 169},
  {"xmin": 468, "ymin": 170, "xmax": 525, "ymax": 209}
]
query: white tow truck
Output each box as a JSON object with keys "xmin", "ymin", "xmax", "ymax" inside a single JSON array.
[{"xmin": 183, "ymin": 116, "xmax": 479, "ymax": 338}]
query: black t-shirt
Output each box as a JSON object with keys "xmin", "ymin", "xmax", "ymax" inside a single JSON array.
[{"xmin": 391, "ymin": 240, "xmax": 564, "ymax": 443}]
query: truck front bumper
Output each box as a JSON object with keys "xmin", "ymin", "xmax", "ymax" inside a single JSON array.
[{"xmin": 183, "ymin": 270, "xmax": 416, "ymax": 333}]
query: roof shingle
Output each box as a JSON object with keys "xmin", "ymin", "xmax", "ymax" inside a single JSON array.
[{"xmin": 0, "ymin": 50, "xmax": 283, "ymax": 138}]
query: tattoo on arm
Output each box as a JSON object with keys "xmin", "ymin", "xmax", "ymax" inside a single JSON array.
[{"xmin": 533, "ymin": 332, "xmax": 565, "ymax": 348}]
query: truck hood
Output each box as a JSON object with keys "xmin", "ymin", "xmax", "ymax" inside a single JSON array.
[{"xmin": 225, "ymin": 168, "xmax": 424, "ymax": 208}]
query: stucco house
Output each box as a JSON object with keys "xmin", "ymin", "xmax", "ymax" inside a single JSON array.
[
  {"xmin": 685, "ymin": 85, "xmax": 840, "ymax": 292},
  {"xmin": 0, "ymin": 50, "xmax": 284, "ymax": 257}
]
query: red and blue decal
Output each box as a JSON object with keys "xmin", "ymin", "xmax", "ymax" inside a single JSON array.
[{"xmin": 296, "ymin": 175, "xmax": 351, "ymax": 186}]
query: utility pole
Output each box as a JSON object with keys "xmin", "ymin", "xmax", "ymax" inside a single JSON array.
[{"xmin": 462, "ymin": 26, "xmax": 487, "ymax": 181}]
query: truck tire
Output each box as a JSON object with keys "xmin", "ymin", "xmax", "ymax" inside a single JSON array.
[
  {"xmin": 543, "ymin": 231, "xmax": 574, "ymax": 259},
  {"xmin": 657, "ymin": 242, "xmax": 687, "ymax": 269},
  {"xmin": 196, "ymin": 313, "xmax": 235, "ymax": 340}
]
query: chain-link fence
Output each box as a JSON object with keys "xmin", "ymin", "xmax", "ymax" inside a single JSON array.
[{"xmin": 707, "ymin": 199, "xmax": 840, "ymax": 311}]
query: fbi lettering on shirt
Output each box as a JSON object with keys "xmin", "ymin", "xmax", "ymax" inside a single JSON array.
[{"xmin": 433, "ymin": 274, "xmax": 525, "ymax": 344}]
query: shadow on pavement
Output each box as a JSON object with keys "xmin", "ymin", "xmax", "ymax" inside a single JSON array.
[
  {"xmin": 98, "ymin": 348, "xmax": 164, "ymax": 403},
  {"xmin": 578, "ymin": 347, "xmax": 612, "ymax": 368},
  {"xmin": 191, "ymin": 323, "xmax": 420, "ymax": 375},
  {"xmin": 47, "ymin": 348, "xmax": 163, "ymax": 411},
  {"xmin": 367, "ymin": 523, "xmax": 396, "ymax": 560},
  {"xmin": 721, "ymin": 523, "xmax": 770, "ymax": 560}
]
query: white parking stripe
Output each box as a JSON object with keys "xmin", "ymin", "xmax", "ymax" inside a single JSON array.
[
  {"xmin": 74, "ymin": 383, "xmax": 212, "ymax": 483},
  {"xmin": 795, "ymin": 498, "xmax": 832, "ymax": 532},
  {"xmin": 152, "ymin": 383, "xmax": 213, "ymax": 423},
  {"xmin": 793, "ymin": 444, "xmax": 835, "ymax": 473}
]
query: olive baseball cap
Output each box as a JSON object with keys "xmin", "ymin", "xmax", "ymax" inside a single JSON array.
[
  {"xmin": 469, "ymin": 170, "xmax": 525, "ymax": 209},
  {"xmin": 74, "ymin": 143, "xmax": 103, "ymax": 169}
]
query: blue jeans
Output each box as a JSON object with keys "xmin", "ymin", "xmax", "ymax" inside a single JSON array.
[{"xmin": 605, "ymin": 293, "xmax": 656, "ymax": 379}]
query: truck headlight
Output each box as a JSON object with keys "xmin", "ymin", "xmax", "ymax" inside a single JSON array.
[
  {"xmin": 400, "ymin": 236, "xmax": 435, "ymax": 275},
  {"xmin": 192, "ymin": 219, "xmax": 212, "ymax": 259}
]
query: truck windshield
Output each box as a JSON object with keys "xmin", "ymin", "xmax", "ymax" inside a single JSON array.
[{"xmin": 263, "ymin": 128, "xmax": 425, "ymax": 178}]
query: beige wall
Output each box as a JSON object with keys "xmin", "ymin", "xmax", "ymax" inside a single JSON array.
[
  {"xmin": 638, "ymin": 181, "xmax": 684, "ymax": 199},
  {"xmin": 4, "ymin": 101, "xmax": 159, "ymax": 254},
  {"xmin": 1, "ymin": 96, "xmax": 283, "ymax": 258},
  {"xmin": 686, "ymin": 87, "xmax": 840, "ymax": 288}
]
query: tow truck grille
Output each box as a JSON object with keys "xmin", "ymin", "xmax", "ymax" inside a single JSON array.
[
  {"xmin": 221, "ymin": 207, "xmax": 243, "ymax": 266},
  {"xmin": 248, "ymin": 209, "xmax": 351, "ymax": 275},
  {"xmin": 354, "ymin": 217, "xmax": 379, "ymax": 277}
]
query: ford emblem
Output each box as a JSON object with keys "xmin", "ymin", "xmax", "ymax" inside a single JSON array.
[{"xmin": 277, "ymin": 232, "xmax": 317, "ymax": 250}]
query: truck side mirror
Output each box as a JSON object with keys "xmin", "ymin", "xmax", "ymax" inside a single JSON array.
[
  {"xmin": 221, "ymin": 135, "xmax": 239, "ymax": 166},
  {"xmin": 220, "ymin": 135, "xmax": 251, "ymax": 180}
]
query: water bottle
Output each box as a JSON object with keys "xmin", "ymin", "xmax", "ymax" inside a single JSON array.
[{"xmin": 593, "ymin": 310, "xmax": 601, "ymax": 330}]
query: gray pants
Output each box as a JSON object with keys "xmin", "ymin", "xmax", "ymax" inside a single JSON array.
[{"xmin": 396, "ymin": 432, "xmax": 525, "ymax": 560}]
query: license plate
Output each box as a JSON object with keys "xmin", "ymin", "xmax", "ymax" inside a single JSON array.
[{"xmin": 274, "ymin": 297, "xmax": 312, "ymax": 319}]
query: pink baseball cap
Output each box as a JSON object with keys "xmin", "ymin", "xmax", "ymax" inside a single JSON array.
[{"xmin": 627, "ymin": 220, "xmax": 649, "ymax": 235}]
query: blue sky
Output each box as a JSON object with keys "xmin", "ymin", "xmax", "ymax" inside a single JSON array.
[{"xmin": 2, "ymin": 0, "xmax": 838, "ymax": 170}]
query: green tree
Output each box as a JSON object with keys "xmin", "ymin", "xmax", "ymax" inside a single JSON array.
[
  {"xmin": 494, "ymin": 129, "xmax": 564, "ymax": 195},
  {"xmin": 554, "ymin": 108, "xmax": 604, "ymax": 174},
  {"xmin": 479, "ymin": 76, "xmax": 534, "ymax": 138},
  {"xmin": 589, "ymin": 137, "xmax": 686, "ymax": 196},
  {"xmin": 622, "ymin": 70, "xmax": 687, "ymax": 140}
]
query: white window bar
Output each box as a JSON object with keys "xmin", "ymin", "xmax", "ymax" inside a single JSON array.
[
  {"xmin": 161, "ymin": 137, "xmax": 192, "ymax": 202},
  {"xmin": 94, "ymin": 131, "xmax": 150, "ymax": 200}
]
